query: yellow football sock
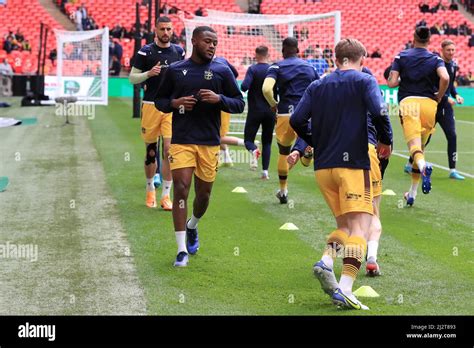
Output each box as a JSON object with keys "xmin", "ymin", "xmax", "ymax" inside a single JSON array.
[
  {"xmin": 323, "ymin": 229, "xmax": 349, "ymax": 259},
  {"xmin": 342, "ymin": 235, "xmax": 367, "ymax": 280}
]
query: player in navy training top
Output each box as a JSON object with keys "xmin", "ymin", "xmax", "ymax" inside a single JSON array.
[
  {"xmin": 155, "ymin": 26, "xmax": 245, "ymax": 267},
  {"xmin": 262, "ymin": 37, "xmax": 319, "ymax": 204},
  {"xmin": 129, "ymin": 16, "xmax": 185, "ymax": 210},
  {"xmin": 388, "ymin": 26, "xmax": 449, "ymax": 205},
  {"xmin": 241, "ymin": 45, "xmax": 275, "ymax": 178},
  {"xmin": 404, "ymin": 39, "xmax": 466, "ymax": 180},
  {"xmin": 290, "ymin": 38, "xmax": 391, "ymax": 310}
]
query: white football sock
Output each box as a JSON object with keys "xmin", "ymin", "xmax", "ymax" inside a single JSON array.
[
  {"xmin": 262, "ymin": 170, "xmax": 269, "ymax": 176},
  {"xmin": 416, "ymin": 159, "xmax": 426, "ymax": 173},
  {"xmin": 367, "ymin": 240, "xmax": 379, "ymax": 261},
  {"xmin": 450, "ymin": 168, "xmax": 456, "ymax": 174},
  {"xmin": 175, "ymin": 231, "xmax": 187, "ymax": 253},
  {"xmin": 224, "ymin": 148, "xmax": 232, "ymax": 163},
  {"xmin": 187, "ymin": 214, "xmax": 200, "ymax": 229},
  {"xmin": 409, "ymin": 183, "xmax": 418, "ymax": 198},
  {"xmin": 146, "ymin": 178, "xmax": 155, "ymax": 192},
  {"xmin": 162, "ymin": 180, "xmax": 172, "ymax": 198},
  {"xmin": 321, "ymin": 254, "xmax": 334, "ymax": 269},
  {"xmin": 237, "ymin": 138, "xmax": 244, "ymax": 146},
  {"xmin": 339, "ymin": 275, "xmax": 354, "ymax": 294}
]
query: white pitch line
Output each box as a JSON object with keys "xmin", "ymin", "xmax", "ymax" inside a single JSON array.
[
  {"xmin": 457, "ymin": 120, "xmax": 474, "ymax": 125},
  {"xmin": 392, "ymin": 151, "xmax": 474, "ymax": 179},
  {"xmin": 396, "ymin": 150, "xmax": 474, "ymax": 154}
]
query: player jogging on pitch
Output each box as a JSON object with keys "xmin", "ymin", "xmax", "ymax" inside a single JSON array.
[
  {"xmin": 129, "ymin": 16, "xmax": 185, "ymax": 210},
  {"xmin": 263, "ymin": 37, "xmax": 319, "ymax": 204},
  {"xmin": 155, "ymin": 26, "xmax": 245, "ymax": 267},
  {"xmin": 241, "ymin": 45, "xmax": 275, "ymax": 178},
  {"xmin": 290, "ymin": 38, "xmax": 391, "ymax": 310},
  {"xmin": 387, "ymin": 26, "xmax": 449, "ymax": 206},
  {"xmin": 403, "ymin": 39, "xmax": 465, "ymax": 181}
]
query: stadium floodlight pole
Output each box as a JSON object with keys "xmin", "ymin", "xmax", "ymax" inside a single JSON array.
[
  {"xmin": 132, "ymin": 2, "xmax": 142, "ymax": 118},
  {"xmin": 36, "ymin": 22, "xmax": 44, "ymax": 76},
  {"xmin": 41, "ymin": 26, "xmax": 48, "ymax": 76},
  {"xmin": 147, "ymin": 0, "xmax": 153, "ymax": 44}
]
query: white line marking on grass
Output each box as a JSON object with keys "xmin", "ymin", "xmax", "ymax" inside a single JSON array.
[
  {"xmin": 457, "ymin": 120, "xmax": 474, "ymax": 125},
  {"xmin": 396, "ymin": 150, "xmax": 474, "ymax": 154},
  {"xmin": 392, "ymin": 151, "xmax": 474, "ymax": 178}
]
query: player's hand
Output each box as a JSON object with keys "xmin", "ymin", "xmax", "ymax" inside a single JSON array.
[
  {"xmin": 456, "ymin": 94, "xmax": 464, "ymax": 104},
  {"xmin": 448, "ymin": 97, "xmax": 456, "ymax": 106},
  {"xmin": 271, "ymin": 105, "xmax": 277, "ymax": 114},
  {"xmin": 198, "ymin": 89, "xmax": 221, "ymax": 104},
  {"xmin": 377, "ymin": 142, "xmax": 392, "ymax": 159},
  {"xmin": 287, "ymin": 151, "xmax": 301, "ymax": 170},
  {"xmin": 147, "ymin": 62, "xmax": 161, "ymax": 77},
  {"xmin": 171, "ymin": 96, "xmax": 197, "ymax": 111}
]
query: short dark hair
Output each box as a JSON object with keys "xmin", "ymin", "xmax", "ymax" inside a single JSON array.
[
  {"xmin": 192, "ymin": 26, "xmax": 216, "ymax": 38},
  {"xmin": 283, "ymin": 37, "xmax": 298, "ymax": 49},
  {"xmin": 441, "ymin": 39, "xmax": 455, "ymax": 48},
  {"xmin": 156, "ymin": 16, "xmax": 172, "ymax": 26},
  {"xmin": 255, "ymin": 45, "xmax": 268, "ymax": 56},
  {"xmin": 414, "ymin": 26, "xmax": 431, "ymax": 44}
]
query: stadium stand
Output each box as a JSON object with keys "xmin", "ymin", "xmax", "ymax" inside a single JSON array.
[
  {"xmin": 1, "ymin": 0, "xmax": 472, "ymax": 82},
  {"xmin": 0, "ymin": 0, "xmax": 63, "ymax": 74},
  {"xmin": 260, "ymin": 0, "xmax": 474, "ymax": 83}
]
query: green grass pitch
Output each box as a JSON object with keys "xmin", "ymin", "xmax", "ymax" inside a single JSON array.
[{"xmin": 0, "ymin": 97, "xmax": 472, "ymax": 315}]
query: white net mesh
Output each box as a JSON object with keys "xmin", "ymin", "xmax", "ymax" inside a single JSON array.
[
  {"xmin": 183, "ymin": 10, "xmax": 341, "ymax": 134},
  {"xmin": 55, "ymin": 28, "xmax": 109, "ymax": 105}
]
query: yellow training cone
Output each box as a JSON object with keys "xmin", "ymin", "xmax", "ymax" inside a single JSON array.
[
  {"xmin": 279, "ymin": 223, "xmax": 299, "ymax": 230},
  {"xmin": 381, "ymin": 189, "xmax": 396, "ymax": 196},
  {"xmin": 232, "ymin": 187, "xmax": 247, "ymax": 193},
  {"xmin": 353, "ymin": 285, "xmax": 380, "ymax": 298}
]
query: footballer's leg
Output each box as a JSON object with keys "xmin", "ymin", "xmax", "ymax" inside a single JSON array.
[
  {"xmin": 260, "ymin": 111, "xmax": 275, "ymax": 179},
  {"xmin": 275, "ymin": 116, "xmax": 296, "ymax": 203},
  {"xmin": 171, "ymin": 167, "xmax": 193, "ymax": 267},
  {"xmin": 366, "ymin": 195, "xmax": 382, "ymax": 276},
  {"xmin": 185, "ymin": 145, "xmax": 220, "ymax": 255},
  {"xmin": 160, "ymin": 137, "xmax": 173, "ymax": 211},
  {"xmin": 244, "ymin": 112, "xmax": 262, "ymax": 172}
]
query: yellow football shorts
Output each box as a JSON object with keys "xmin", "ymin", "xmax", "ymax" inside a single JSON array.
[
  {"xmin": 315, "ymin": 168, "xmax": 373, "ymax": 217},
  {"xmin": 141, "ymin": 102, "xmax": 172, "ymax": 143},
  {"xmin": 276, "ymin": 115, "xmax": 297, "ymax": 147},
  {"xmin": 368, "ymin": 144, "xmax": 382, "ymax": 197},
  {"xmin": 168, "ymin": 144, "xmax": 220, "ymax": 183},
  {"xmin": 220, "ymin": 112, "xmax": 231, "ymax": 138},
  {"xmin": 399, "ymin": 97, "xmax": 437, "ymax": 144}
]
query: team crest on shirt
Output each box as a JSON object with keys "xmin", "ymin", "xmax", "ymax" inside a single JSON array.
[{"xmin": 204, "ymin": 70, "xmax": 213, "ymax": 80}]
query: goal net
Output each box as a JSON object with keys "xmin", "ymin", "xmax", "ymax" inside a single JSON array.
[
  {"xmin": 183, "ymin": 10, "xmax": 341, "ymax": 135},
  {"xmin": 55, "ymin": 28, "xmax": 109, "ymax": 105}
]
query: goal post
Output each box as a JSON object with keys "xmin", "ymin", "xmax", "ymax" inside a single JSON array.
[
  {"xmin": 183, "ymin": 10, "xmax": 341, "ymax": 135},
  {"xmin": 55, "ymin": 28, "xmax": 109, "ymax": 105}
]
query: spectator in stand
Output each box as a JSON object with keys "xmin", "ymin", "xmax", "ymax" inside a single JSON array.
[
  {"xmin": 75, "ymin": 7, "xmax": 83, "ymax": 31},
  {"xmin": 304, "ymin": 45, "xmax": 315, "ymax": 58},
  {"xmin": 179, "ymin": 27, "xmax": 186, "ymax": 44},
  {"xmin": 0, "ymin": 59, "xmax": 13, "ymax": 76},
  {"xmin": 405, "ymin": 40, "xmax": 413, "ymax": 49},
  {"xmin": 371, "ymin": 47, "xmax": 382, "ymax": 58},
  {"xmin": 469, "ymin": 34, "xmax": 474, "ymax": 47},
  {"xmin": 430, "ymin": 23, "xmax": 441, "ymax": 34},
  {"xmin": 307, "ymin": 49, "xmax": 329, "ymax": 76},
  {"xmin": 323, "ymin": 45, "xmax": 333, "ymax": 59},
  {"xmin": 456, "ymin": 70, "xmax": 470, "ymax": 86},
  {"xmin": 160, "ymin": 3, "xmax": 171, "ymax": 15},
  {"xmin": 300, "ymin": 26, "xmax": 309, "ymax": 40},
  {"xmin": 22, "ymin": 40, "xmax": 31, "ymax": 52},
  {"xmin": 109, "ymin": 56, "xmax": 121, "ymax": 76},
  {"xmin": 3, "ymin": 36, "xmax": 13, "ymax": 54},
  {"xmin": 96, "ymin": 66, "xmax": 101, "ymax": 76},
  {"xmin": 419, "ymin": 1, "xmax": 430, "ymax": 13},
  {"xmin": 15, "ymin": 29, "xmax": 24, "ymax": 43},
  {"xmin": 111, "ymin": 39, "xmax": 123, "ymax": 63},
  {"xmin": 416, "ymin": 18, "xmax": 427, "ymax": 28},
  {"xmin": 49, "ymin": 49, "xmax": 57, "ymax": 66},
  {"xmin": 111, "ymin": 24, "xmax": 125, "ymax": 39},
  {"xmin": 83, "ymin": 65, "xmax": 93, "ymax": 76},
  {"xmin": 458, "ymin": 22, "xmax": 471, "ymax": 36},
  {"xmin": 468, "ymin": 71, "xmax": 473, "ymax": 85},
  {"xmin": 195, "ymin": 6, "xmax": 203, "ymax": 16},
  {"xmin": 449, "ymin": 0, "xmax": 458, "ymax": 10},
  {"xmin": 441, "ymin": 21, "xmax": 451, "ymax": 34}
]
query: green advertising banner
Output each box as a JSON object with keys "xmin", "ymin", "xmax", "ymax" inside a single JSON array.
[
  {"xmin": 380, "ymin": 85, "xmax": 474, "ymax": 107},
  {"xmin": 108, "ymin": 77, "xmax": 474, "ymax": 107}
]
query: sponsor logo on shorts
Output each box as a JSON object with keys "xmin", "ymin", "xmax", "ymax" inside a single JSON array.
[
  {"xmin": 168, "ymin": 155, "xmax": 174, "ymax": 163},
  {"xmin": 345, "ymin": 192, "xmax": 362, "ymax": 201},
  {"xmin": 141, "ymin": 127, "xmax": 146, "ymax": 134}
]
